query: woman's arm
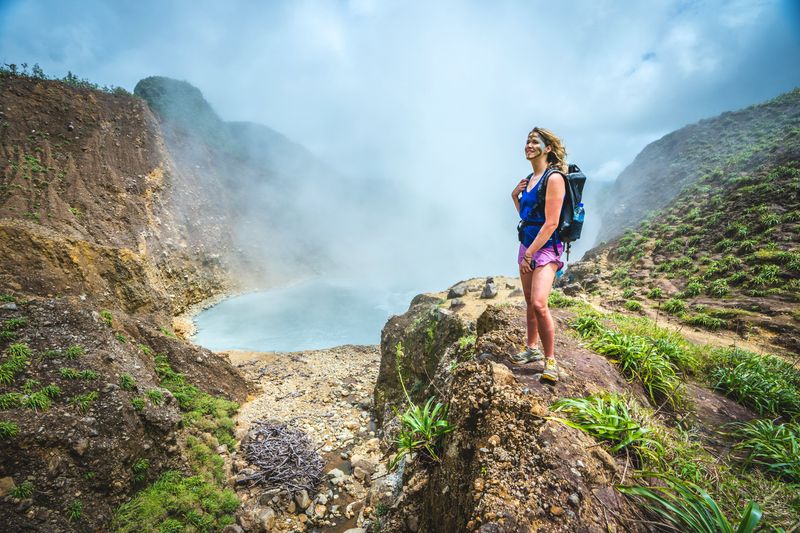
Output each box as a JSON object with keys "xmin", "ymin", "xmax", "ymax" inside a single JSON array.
[
  {"xmin": 523, "ymin": 172, "xmax": 566, "ymax": 261},
  {"xmin": 511, "ymin": 179, "xmax": 527, "ymax": 214}
]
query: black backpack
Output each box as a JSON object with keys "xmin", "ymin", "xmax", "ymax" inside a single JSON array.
[{"xmin": 520, "ymin": 164, "xmax": 587, "ymax": 259}]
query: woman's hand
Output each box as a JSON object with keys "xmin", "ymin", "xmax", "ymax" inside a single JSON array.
[
  {"xmin": 511, "ymin": 179, "xmax": 528, "ymax": 198},
  {"xmin": 519, "ymin": 255, "xmax": 533, "ymax": 274}
]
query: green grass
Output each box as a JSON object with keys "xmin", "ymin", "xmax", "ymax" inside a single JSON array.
[
  {"xmin": 159, "ymin": 326, "xmax": 176, "ymax": 338},
  {"xmin": 624, "ymin": 300, "xmax": 643, "ymax": 312},
  {"xmin": 99, "ymin": 309, "xmax": 113, "ymax": 327},
  {"xmin": 684, "ymin": 313, "xmax": 727, "ymax": 331},
  {"xmin": 132, "ymin": 458, "xmax": 150, "ymax": 483},
  {"xmin": 10, "ymin": 480, "xmax": 33, "ymax": 499},
  {"xmin": 0, "ymin": 392, "xmax": 22, "ymax": 409},
  {"xmin": 120, "ymin": 373, "xmax": 135, "ymax": 391},
  {"xmin": 59, "ymin": 368, "xmax": 80, "ymax": 379},
  {"xmin": 111, "ymin": 471, "xmax": 238, "ymax": 532},
  {"xmin": 0, "ymin": 343, "xmax": 30, "ymax": 385},
  {"xmin": 146, "ymin": 389, "xmax": 165, "ymax": 406},
  {"xmin": 131, "ymin": 397, "xmax": 145, "ymax": 411},
  {"xmin": 391, "ymin": 395, "xmax": 452, "ymax": 469},
  {"xmin": 550, "ymin": 394, "xmax": 664, "ymax": 466},
  {"xmin": 618, "ymin": 474, "xmax": 762, "ymax": 533},
  {"xmin": 547, "ymin": 290, "xmax": 582, "ymax": 308},
  {"xmin": 662, "ymin": 298, "xmax": 687, "ymax": 315},
  {"xmin": 152, "ymin": 353, "xmax": 238, "ymax": 448},
  {"xmin": 732, "ymin": 419, "xmax": 800, "ymax": 482},
  {"xmin": 72, "ymin": 391, "xmax": 98, "ymax": 413},
  {"xmin": 0, "ymin": 421, "xmax": 19, "ymax": 439},
  {"xmin": 588, "ymin": 330, "xmax": 684, "ymax": 407},
  {"xmin": 67, "ymin": 500, "xmax": 83, "ymax": 521},
  {"xmin": 647, "ymin": 287, "xmax": 663, "ymax": 299},
  {"xmin": 706, "ymin": 348, "xmax": 800, "ymax": 417},
  {"xmin": 115, "ymin": 333, "xmax": 127, "ymax": 343},
  {"xmin": 186, "ymin": 436, "xmax": 225, "ymax": 485},
  {"xmin": 64, "ymin": 345, "xmax": 84, "ymax": 359}
]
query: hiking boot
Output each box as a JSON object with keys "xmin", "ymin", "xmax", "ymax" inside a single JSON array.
[
  {"xmin": 541, "ymin": 358, "xmax": 559, "ymax": 383},
  {"xmin": 510, "ymin": 346, "xmax": 545, "ymax": 364}
]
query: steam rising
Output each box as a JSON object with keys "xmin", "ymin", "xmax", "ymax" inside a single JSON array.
[{"xmin": 2, "ymin": 0, "xmax": 799, "ymax": 293}]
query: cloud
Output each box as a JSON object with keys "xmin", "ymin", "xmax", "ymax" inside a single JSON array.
[{"xmin": 1, "ymin": 0, "xmax": 798, "ymax": 284}]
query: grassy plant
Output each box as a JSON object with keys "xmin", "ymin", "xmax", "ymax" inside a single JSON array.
[
  {"xmin": 706, "ymin": 279, "xmax": 730, "ymax": 297},
  {"xmin": 78, "ymin": 370, "xmax": 97, "ymax": 380},
  {"xmin": 0, "ymin": 421, "xmax": 19, "ymax": 439},
  {"xmin": 732, "ymin": 419, "xmax": 800, "ymax": 482},
  {"xmin": 0, "ymin": 343, "xmax": 30, "ymax": 385},
  {"xmin": 72, "ymin": 391, "xmax": 98, "ymax": 413},
  {"xmin": 153, "ymin": 353, "xmax": 238, "ymax": 448},
  {"xmin": 120, "ymin": 373, "xmax": 135, "ymax": 391},
  {"xmin": 588, "ymin": 330, "xmax": 684, "ymax": 407},
  {"xmin": 3, "ymin": 317, "xmax": 28, "ymax": 330},
  {"xmin": 186, "ymin": 435, "xmax": 225, "ymax": 484},
  {"xmin": 622, "ymin": 288, "xmax": 636, "ymax": 299},
  {"xmin": 21, "ymin": 378, "xmax": 40, "ymax": 394},
  {"xmin": 40, "ymin": 384, "xmax": 61, "ymax": 398},
  {"xmin": 159, "ymin": 326, "xmax": 176, "ymax": 338},
  {"xmin": 112, "ymin": 471, "xmax": 238, "ymax": 532},
  {"xmin": 662, "ymin": 298, "xmax": 687, "ymax": 315},
  {"xmin": 22, "ymin": 391, "xmax": 52, "ymax": 411},
  {"xmin": 624, "ymin": 300, "xmax": 643, "ymax": 312},
  {"xmin": 685, "ymin": 314, "xmax": 727, "ymax": 331},
  {"xmin": 707, "ymin": 348, "xmax": 800, "ymax": 417},
  {"xmin": 618, "ymin": 474, "xmax": 762, "ymax": 533},
  {"xmin": 60, "ymin": 368, "xmax": 80, "ymax": 379},
  {"xmin": 682, "ymin": 280, "xmax": 704, "ymax": 297},
  {"xmin": 548, "ymin": 290, "xmax": 581, "ymax": 308},
  {"xmin": 10, "ymin": 480, "xmax": 33, "ymax": 499},
  {"xmin": 647, "ymin": 287, "xmax": 663, "ymax": 299},
  {"xmin": 99, "ymin": 309, "xmax": 113, "ymax": 327},
  {"xmin": 64, "ymin": 345, "xmax": 84, "ymax": 359},
  {"xmin": 115, "ymin": 333, "xmax": 127, "ymax": 343},
  {"xmin": 571, "ymin": 314, "xmax": 604, "ymax": 338},
  {"xmin": 131, "ymin": 397, "xmax": 145, "ymax": 411},
  {"xmin": 551, "ymin": 394, "xmax": 663, "ymax": 465},
  {"xmin": 66, "ymin": 500, "xmax": 83, "ymax": 521},
  {"xmin": 0, "ymin": 392, "xmax": 22, "ymax": 409},
  {"xmin": 390, "ymin": 370, "xmax": 452, "ymax": 469},
  {"xmin": 132, "ymin": 458, "xmax": 150, "ymax": 483},
  {"xmin": 146, "ymin": 389, "xmax": 165, "ymax": 406}
]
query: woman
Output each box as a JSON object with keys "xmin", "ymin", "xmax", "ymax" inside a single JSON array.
[{"xmin": 509, "ymin": 127, "xmax": 567, "ymax": 383}]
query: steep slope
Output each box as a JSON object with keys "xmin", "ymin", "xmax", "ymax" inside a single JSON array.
[
  {"xmin": 597, "ymin": 89, "xmax": 800, "ymax": 243},
  {"xmin": 566, "ymin": 119, "xmax": 800, "ymax": 357},
  {"xmin": 0, "ymin": 72, "xmax": 248, "ymax": 530}
]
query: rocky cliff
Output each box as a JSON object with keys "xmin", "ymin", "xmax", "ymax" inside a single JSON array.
[{"xmin": 0, "ymin": 72, "xmax": 255, "ymax": 531}]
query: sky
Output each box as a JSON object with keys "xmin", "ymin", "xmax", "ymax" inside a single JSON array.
[{"xmin": 1, "ymin": 0, "xmax": 799, "ymax": 289}]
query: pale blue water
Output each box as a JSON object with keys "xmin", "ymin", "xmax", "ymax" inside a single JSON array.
[{"xmin": 192, "ymin": 279, "xmax": 414, "ymax": 352}]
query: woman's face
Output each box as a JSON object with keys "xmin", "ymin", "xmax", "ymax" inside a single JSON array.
[{"xmin": 525, "ymin": 132, "xmax": 548, "ymax": 160}]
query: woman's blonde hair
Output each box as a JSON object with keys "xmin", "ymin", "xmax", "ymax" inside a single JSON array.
[{"xmin": 530, "ymin": 127, "xmax": 568, "ymax": 173}]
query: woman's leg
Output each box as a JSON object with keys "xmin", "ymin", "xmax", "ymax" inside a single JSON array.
[
  {"xmin": 520, "ymin": 266, "xmax": 539, "ymax": 349},
  {"xmin": 530, "ymin": 262, "xmax": 559, "ymax": 358}
]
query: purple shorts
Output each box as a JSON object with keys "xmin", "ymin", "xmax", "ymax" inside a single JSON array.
[{"xmin": 518, "ymin": 242, "xmax": 564, "ymax": 271}]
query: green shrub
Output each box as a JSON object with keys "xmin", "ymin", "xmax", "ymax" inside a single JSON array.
[
  {"xmin": 707, "ymin": 348, "xmax": 800, "ymax": 417},
  {"xmin": 111, "ymin": 471, "xmax": 238, "ymax": 532},
  {"xmin": 588, "ymin": 330, "xmax": 684, "ymax": 407},
  {"xmin": 551, "ymin": 394, "xmax": 663, "ymax": 466},
  {"xmin": 685, "ymin": 314, "xmax": 727, "ymax": 330},
  {"xmin": 64, "ymin": 345, "xmax": 84, "ymax": 359},
  {"xmin": 120, "ymin": 373, "xmax": 135, "ymax": 391},
  {"xmin": 66, "ymin": 500, "xmax": 83, "ymax": 521},
  {"xmin": 146, "ymin": 389, "xmax": 164, "ymax": 406},
  {"xmin": 618, "ymin": 474, "xmax": 762, "ymax": 533},
  {"xmin": 0, "ymin": 421, "xmax": 19, "ymax": 439},
  {"xmin": 72, "ymin": 392, "xmax": 98, "ymax": 413},
  {"xmin": 622, "ymin": 288, "xmax": 636, "ymax": 298},
  {"xmin": 624, "ymin": 300, "xmax": 643, "ymax": 312},
  {"xmin": 60, "ymin": 368, "xmax": 80, "ymax": 379},
  {"xmin": 132, "ymin": 458, "xmax": 150, "ymax": 483},
  {"xmin": 99, "ymin": 310, "xmax": 113, "ymax": 327},
  {"xmin": 663, "ymin": 298, "xmax": 686, "ymax": 315},
  {"xmin": 570, "ymin": 314, "xmax": 604, "ymax": 338},
  {"xmin": 733, "ymin": 419, "xmax": 800, "ymax": 482},
  {"xmin": 0, "ymin": 392, "xmax": 22, "ymax": 409},
  {"xmin": 647, "ymin": 287, "xmax": 663, "ymax": 299},
  {"xmin": 78, "ymin": 370, "xmax": 97, "ymax": 380},
  {"xmin": 392, "ymin": 394, "xmax": 452, "ymax": 469},
  {"xmin": 131, "ymin": 397, "xmax": 145, "ymax": 411},
  {"xmin": 548, "ymin": 290, "xmax": 580, "ymax": 308},
  {"xmin": 10, "ymin": 480, "xmax": 33, "ymax": 499}
]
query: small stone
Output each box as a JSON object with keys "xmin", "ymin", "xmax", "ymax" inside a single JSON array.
[
  {"xmin": 327, "ymin": 468, "xmax": 345, "ymax": 480},
  {"xmin": 487, "ymin": 435, "xmax": 501, "ymax": 447},
  {"xmin": 314, "ymin": 503, "xmax": 327, "ymax": 517},
  {"xmin": 0, "ymin": 302, "xmax": 17, "ymax": 310},
  {"xmin": 480, "ymin": 282, "xmax": 498, "ymax": 299},
  {"xmin": 257, "ymin": 508, "xmax": 276, "ymax": 530},
  {"xmin": 550, "ymin": 505, "xmax": 565, "ymax": 516},
  {"xmin": 407, "ymin": 514, "xmax": 420, "ymax": 532},
  {"xmin": 295, "ymin": 489, "xmax": 311, "ymax": 509},
  {"xmin": 353, "ymin": 466, "xmax": 367, "ymax": 481},
  {"xmin": 221, "ymin": 525, "xmax": 244, "ymax": 533},
  {"xmin": 73, "ymin": 438, "xmax": 89, "ymax": 456},
  {"xmin": 447, "ymin": 282, "xmax": 468, "ymax": 299},
  {"xmin": 350, "ymin": 454, "xmax": 377, "ymax": 475},
  {"xmin": 0, "ymin": 477, "xmax": 16, "ymax": 497},
  {"xmin": 343, "ymin": 529, "xmax": 365, "ymax": 533},
  {"xmin": 450, "ymin": 298, "xmax": 465, "ymax": 308},
  {"xmin": 509, "ymin": 288, "xmax": 523, "ymax": 298},
  {"xmin": 568, "ymin": 493, "xmax": 580, "ymax": 507},
  {"xmin": 576, "ymin": 460, "xmax": 585, "ymax": 468}
]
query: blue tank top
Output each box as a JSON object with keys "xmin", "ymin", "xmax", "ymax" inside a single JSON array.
[{"xmin": 519, "ymin": 170, "xmax": 564, "ymax": 248}]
